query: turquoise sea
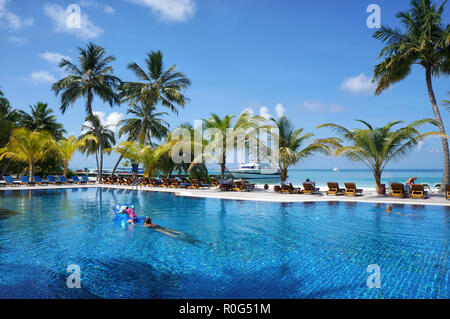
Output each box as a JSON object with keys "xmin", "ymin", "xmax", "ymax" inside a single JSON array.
[{"xmin": 208, "ymin": 169, "xmax": 444, "ymax": 189}]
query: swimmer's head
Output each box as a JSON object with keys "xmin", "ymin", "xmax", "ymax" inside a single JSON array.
[
  {"xmin": 145, "ymin": 217, "xmax": 152, "ymax": 225},
  {"xmin": 385, "ymin": 205, "xmax": 392, "ymax": 213}
]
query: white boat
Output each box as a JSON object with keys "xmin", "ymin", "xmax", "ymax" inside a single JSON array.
[
  {"xmin": 333, "ymin": 168, "xmax": 339, "ymax": 172},
  {"xmin": 229, "ymin": 162, "xmax": 280, "ymax": 179}
]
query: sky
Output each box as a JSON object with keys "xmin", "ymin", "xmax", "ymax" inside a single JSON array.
[{"xmin": 0, "ymin": 0, "xmax": 449, "ymax": 170}]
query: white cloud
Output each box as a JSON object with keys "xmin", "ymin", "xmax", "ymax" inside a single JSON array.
[
  {"xmin": 79, "ymin": 0, "xmax": 115, "ymax": 14},
  {"xmin": 303, "ymin": 100, "xmax": 346, "ymax": 113},
  {"xmin": 259, "ymin": 106, "xmax": 272, "ymax": 120},
  {"xmin": 29, "ymin": 71, "xmax": 56, "ymax": 83},
  {"xmin": 40, "ymin": 52, "xmax": 72, "ymax": 64},
  {"xmin": 274, "ymin": 103, "xmax": 285, "ymax": 118},
  {"xmin": 0, "ymin": 0, "xmax": 33, "ymax": 30},
  {"xmin": 241, "ymin": 108, "xmax": 254, "ymax": 116},
  {"xmin": 85, "ymin": 111, "xmax": 124, "ymax": 134},
  {"xmin": 43, "ymin": 3, "xmax": 103, "ymax": 39},
  {"xmin": 341, "ymin": 73, "xmax": 375, "ymax": 95},
  {"xmin": 8, "ymin": 35, "xmax": 28, "ymax": 45},
  {"xmin": 130, "ymin": 0, "xmax": 196, "ymax": 22}
]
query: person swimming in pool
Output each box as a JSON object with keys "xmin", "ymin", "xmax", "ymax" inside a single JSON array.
[
  {"xmin": 128, "ymin": 216, "xmax": 186, "ymax": 237},
  {"xmin": 383, "ymin": 205, "xmax": 418, "ymax": 217}
]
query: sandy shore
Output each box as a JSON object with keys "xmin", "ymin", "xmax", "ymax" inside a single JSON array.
[{"xmin": 1, "ymin": 183, "xmax": 449, "ymax": 206}]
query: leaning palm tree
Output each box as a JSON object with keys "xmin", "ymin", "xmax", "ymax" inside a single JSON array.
[
  {"xmin": 55, "ymin": 135, "xmax": 98, "ymax": 177},
  {"xmin": 188, "ymin": 112, "xmax": 265, "ymax": 179},
  {"xmin": 111, "ymin": 51, "xmax": 191, "ymax": 175},
  {"xmin": 372, "ymin": 0, "xmax": 450, "ymax": 189},
  {"xmin": 79, "ymin": 115, "xmax": 116, "ymax": 178},
  {"xmin": 272, "ymin": 116, "xmax": 336, "ymax": 182},
  {"xmin": 52, "ymin": 42, "xmax": 121, "ymax": 180},
  {"xmin": 0, "ymin": 89, "xmax": 20, "ymax": 178},
  {"xmin": 318, "ymin": 119, "xmax": 444, "ymax": 191},
  {"xmin": 0, "ymin": 128, "xmax": 55, "ymax": 180},
  {"xmin": 18, "ymin": 102, "xmax": 66, "ymax": 140}
]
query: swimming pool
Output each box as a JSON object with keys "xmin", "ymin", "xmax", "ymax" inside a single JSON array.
[{"xmin": 0, "ymin": 188, "xmax": 448, "ymax": 299}]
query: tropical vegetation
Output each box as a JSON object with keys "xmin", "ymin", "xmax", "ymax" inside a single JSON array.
[{"xmin": 372, "ymin": 0, "xmax": 450, "ymax": 189}]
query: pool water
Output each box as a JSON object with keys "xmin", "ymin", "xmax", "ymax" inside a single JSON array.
[{"xmin": 0, "ymin": 188, "xmax": 448, "ymax": 299}]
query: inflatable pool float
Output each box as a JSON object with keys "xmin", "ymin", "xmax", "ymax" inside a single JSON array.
[{"xmin": 113, "ymin": 204, "xmax": 146, "ymax": 225}]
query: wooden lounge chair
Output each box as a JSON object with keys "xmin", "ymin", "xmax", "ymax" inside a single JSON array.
[
  {"xmin": 47, "ymin": 176, "xmax": 62, "ymax": 185},
  {"xmin": 59, "ymin": 176, "xmax": 73, "ymax": 184},
  {"xmin": 303, "ymin": 183, "xmax": 320, "ymax": 195},
  {"xmin": 170, "ymin": 178, "xmax": 180, "ymax": 188},
  {"xmin": 20, "ymin": 176, "xmax": 36, "ymax": 186},
  {"xmin": 210, "ymin": 177, "xmax": 219, "ymax": 187},
  {"xmin": 71, "ymin": 175, "xmax": 85, "ymax": 185},
  {"xmin": 411, "ymin": 184, "xmax": 427, "ymax": 199},
  {"xmin": 281, "ymin": 183, "xmax": 301, "ymax": 194},
  {"xmin": 33, "ymin": 176, "xmax": 48, "ymax": 185},
  {"xmin": 81, "ymin": 175, "xmax": 95, "ymax": 184},
  {"xmin": 445, "ymin": 184, "xmax": 450, "ymax": 200},
  {"xmin": 233, "ymin": 180, "xmax": 249, "ymax": 192},
  {"xmin": 219, "ymin": 180, "xmax": 234, "ymax": 191},
  {"xmin": 147, "ymin": 177, "xmax": 158, "ymax": 187},
  {"xmin": 4, "ymin": 176, "xmax": 20, "ymax": 187},
  {"xmin": 326, "ymin": 182, "xmax": 344, "ymax": 196},
  {"xmin": 390, "ymin": 183, "xmax": 406, "ymax": 198},
  {"xmin": 344, "ymin": 183, "xmax": 363, "ymax": 196},
  {"xmin": 161, "ymin": 177, "xmax": 170, "ymax": 188}
]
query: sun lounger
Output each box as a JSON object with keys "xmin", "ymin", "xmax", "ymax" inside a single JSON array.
[
  {"xmin": 411, "ymin": 184, "xmax": 427, "ymax": 199},
  {"xmin": 81, "ymin": 175, "xmax": 95, "ymax": 184},
  {"xmin": 303, "ymin": 183, "xmax": 320, "ymax": 194},
  {"xmin": 326, "ymin": 182, "xmax": 344, "ymax": 195},
  {"xmin": 33, "ymin": 176, "xmax": 48, "ymax": 185},
  {"xmin": 59, "ymin": 176, "xmax": 73, "ymax": 184},
  {"xmin": 161, "ymin": 177, "xmax": 170, "ymax": 188},
  {"xmin": 210, "ymin": 177, "xmax": 219, "ymax": 187},
  {"xmin": 344, "ymin": 183, "xmax": 363, "ymax": 196},
  {"xmin": 19, "ymin": 176, "xmax": 36, "ymax": 186},
  {"xmin": 390, "ymin": 183, "xmax": 406, "ymax": 198},
  {"xmin": 219, "ymin": 180, "xmax": 234, "ymax": 191},
  {"xmin": 280, "ymin": 183, "xmax": 301, "ymax": 194},
  {"xmin": 4, "ymin": 176, "xmax": 20, "ymax": 187},
  {"xmin": 170, "ymin": 178, "xmax": 180, "ymax": 188},
  {"xmin": 445, "ymin": 184, "xmax": 450, "ymax": 200},
  {"xmin": 200, "ymin": 177, "xmax": 211, "ymax": 188},
  {"xmin": 47, "ymin": 176, "xmax": 62, "ymax": 185},
  {"xmin": 71, "ymin": 175, "xmax": 85, "ymax": 185}
]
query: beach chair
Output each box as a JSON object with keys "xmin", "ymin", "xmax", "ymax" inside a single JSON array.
[
  {"xmin": 326, "ymin": 182, "xmax": 344, "ymax": 196},
  {"xmin": 19, "ymin": 176, "xmax": 36, "ymax": 186},
  {"xmin": 280, "ymin": 183, "xmax": 301, "ymax": 194},
  {"xmin": 4, "ymin": 176, "xmax": 20, "ymax": 187},
  {"xmin": 232, "ymin": 180, "xmax": 245, "ymax": 192},
  {"xmin": 303, "ymin": 183, "xmax": 320, "ymax": 195},
  {"xmin": 147, "ymin": 177, "xmax": 158, "ymax": 187},
  {"xmin": 219, "ymin": 180, "xmax": 234, "ymax": 191},
  {"xmin": 161, "ymin": 177, "xmax": 170, "ymax": 188},
  {"xmin": 170, "ymin": 178, "xmax": 180, "ymax": 188},
  {"xmin": 210, "ymin": 177, "xmax": 219, "ymax": 187},
  {"xmin": 390, "ymin": 183, "xmax": 406, "ymax": 198},
  {"xmin": 71, "ymin": 175, "xmax": 85, "ymax": 185},
  {"xmin": 59, "ymin": 176, "xmax": 73, "ymax": 184},
  {"xmin": 411, "ymin": 184, "xmax": 426, "ymax": 199},
  {"xmin": 344, "ymin": 183, "xmax": 363, "ymax": 196},
  {"xmin": 34, "ymin": 176, "xmax": 48, "ymax": 185},
  {"xmin": 81, "ymin": 175, "xmax": 95, "ymax": 184},
  {"xmin": 47, "ymin": 176, "xmax": 62, "ymax": 185},
  {"xmin": 445, "ymin": 184, "xmax": 450, "ymax": 200},
  {"xmin": 200, "ymin": 177, "xmax": 211, "ymax": 188},
  {"xmin": 178, "ymin": 177, "xmax": 192, "ymax": 188}
]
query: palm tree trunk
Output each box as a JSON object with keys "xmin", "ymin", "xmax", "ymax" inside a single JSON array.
[
  {"xmin": 95, "ymin": 151, "xmax": 99, "ymax": 176},
  {"xmin": 0, "ymin": 159, "xmax": 12, "ymax": 178},
  {"xmin": 220, "ymin": 163, "xmax": 226, "ymax": 180},
  {"xmin": 374, "ymin": 171, "xmax": 382, "ymax": 193},
  {"xmin": 280, "ymin": 168, "xmax": 288, "ymax": 182},
  {"xmin": 99, "ymin": 144, "xmax": 104, "ymax": 183},
  {"xmin": 111, "ymin": 153, "xmax": 124, "ymax": 176},
  {"xmin": 64, "ymin": 161, "xmax": 68, "ymax": 177},
  {"xmin": 29, "ymin": 163, "xmax": 34, "ymax": 181},
  {"xmin": 425, "ymin": 68, "xmax": 450, "ymax": 191}
]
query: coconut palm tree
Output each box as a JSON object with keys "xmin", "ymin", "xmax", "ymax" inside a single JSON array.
[
  {"xmin": 111, "ymin": 50, "xmax": 190, "ymax": 175},
  {"xmin": 372, "ymin": 0, "xmax": 450, "ymax": 189},
  {"xmin": 18, "ymin": 102, "xmax": 66, "ymax": 140},
  {"xmin": 111, "ymin": 100, "xmax": 170, "ymax": 175},
  {"xmin": 271, "ymin": 116, "xmax": 336, "ymax": 182},
  {"xmin": 0, "ymin": 128, "xmax": 55, "ymax": 180},
  {"xmin": 318, "ymin": 119, "xmax": 444, "ymax": 191},
  {"xmin": 52, "ymin": 42, "xmax": 121, "ymax": 180},
  {"xmin": 79, "ymin": 115, "xmax": 116, "ymax": 178},
  {"xmin": 55, "ymin": 135, "xmax": 98, "ymax": 177},
  {"xmin": 188, "ymin": 112, "xmax": 265, "ymax": 179}
]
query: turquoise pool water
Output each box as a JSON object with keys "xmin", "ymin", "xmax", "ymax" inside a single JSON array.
[{"xmin": 0, "ymin": 188, "xmax": 448, "ymax": 299}]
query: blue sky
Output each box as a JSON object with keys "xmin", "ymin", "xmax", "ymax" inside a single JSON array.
[{"xmin": 0, "ymin": 0, "xmax": 449, "ymax": 170}]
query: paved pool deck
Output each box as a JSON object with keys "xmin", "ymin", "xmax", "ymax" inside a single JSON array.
[{"xmin": 1, "ymin": 183, "xmax": 449, "ymax": 206}]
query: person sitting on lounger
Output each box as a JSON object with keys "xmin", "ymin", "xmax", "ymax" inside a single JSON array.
[
  {"xmin": 128, "ymin": 217, "xmax": 186, "ymax": 237},
  {"xmin": 303, "ymin": 178, "xmax": 315, "ymax": 186},
  {"xmin": 405, "ymin": 176, "xmax": 418, "ymax": 194}
]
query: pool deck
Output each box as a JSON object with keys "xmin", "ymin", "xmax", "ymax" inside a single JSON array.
[{"xmin": 1, "ymin": 183, "xmax": 449, "ymax": 206}]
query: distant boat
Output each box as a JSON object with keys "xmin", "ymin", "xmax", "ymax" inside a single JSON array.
[
  {"xmin": 333, "ymin": 168, "xmax": 339, "ymax": 172},
  {"xmin": 230, "ymin": 162, "xmax": 280, "ymax": 179}
]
